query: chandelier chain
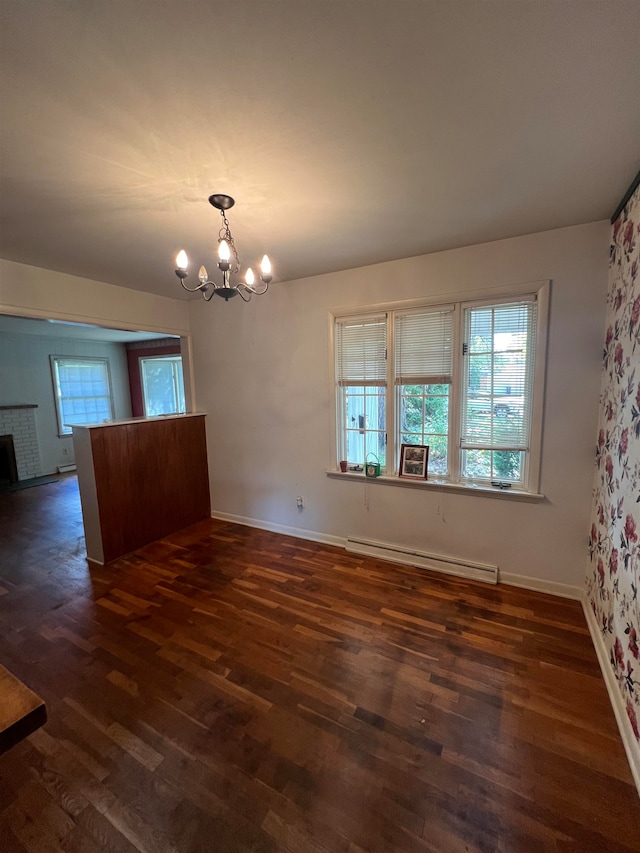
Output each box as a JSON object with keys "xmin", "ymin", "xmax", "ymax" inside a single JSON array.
[{"xmin": 218, "ymin": 210, "xmax": 241, "ymax": 274}]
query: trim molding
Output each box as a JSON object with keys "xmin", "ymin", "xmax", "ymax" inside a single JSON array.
[
  {"xmin": 581, "ymin": 594, "xmax": 640, "ymax": 796},
  {"xmin": 210, "ymin": 511, "xmax": 345, "ymax": 549},
  {"xmin": 611, "ymin": 172, "xmax": 640, "ymax": 225},
  {"xmin": 210, "ymin": 511, "xmax": 580, "ymax": 597},
  {"xmin": 611, "ymin": 169, "xmax": 640, "ymax": 224},
  {"xmin": 499, "ymin": 571, "xmax": 582, "ymax": 600}
]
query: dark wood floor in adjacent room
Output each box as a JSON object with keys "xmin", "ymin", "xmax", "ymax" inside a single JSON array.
[{"xmin": 0, "ymin": 475, "xmax": 638, "ymax": 852}]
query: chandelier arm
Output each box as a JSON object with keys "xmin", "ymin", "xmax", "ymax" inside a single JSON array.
[
  {"xmin": 246, "ymin": 280, "xmax": 269, "ymax": 295},
  {"xmin": 177, "ymin": 276, "xmax": 210, "ymax": 293},
  {"xmin": 236, "ymin": 286, "xmax": 252, "ymax": 302},
  {"xmin": 202, "ymin": 286, "xmax": 216, "ymax": 302}
]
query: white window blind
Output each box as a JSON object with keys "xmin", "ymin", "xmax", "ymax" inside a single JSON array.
[
  {"xmin": 51, "ymin": 356, "xmax": 113, "ymax": 435},
  {"xmin": 335, "ymin": 315, "xmax": 387, "ymax": 386},
  {"xmin": 461, "ymin": 300, "xmax": 537, "ymax": 451},
  {"xmin": 394, "ymin": 308, "xmax": 454, "ymax": 385}
]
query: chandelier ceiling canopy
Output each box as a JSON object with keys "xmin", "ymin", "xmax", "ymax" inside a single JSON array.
[{"xmin": 174, "ymin": 194, "xmax": 272, "ymax": 302}]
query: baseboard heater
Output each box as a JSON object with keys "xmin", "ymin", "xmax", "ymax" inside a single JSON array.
[
  {"xmin": 345, "ymin": 536, "xmax": 498, "ymax": 584},
  {"xmin": 57, "ymin": 464, "xmax": 77, "ymax": 474}
]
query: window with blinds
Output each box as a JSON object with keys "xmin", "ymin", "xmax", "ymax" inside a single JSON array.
[
  {"xmin": 460, "ymin": 300, "xmax": 537, "ymax": 485},
  {"xmin": 51, "ymin": 356, "xmax": 114, "ymax": 436},
  {"xmin": 332, "ymin": 283, "xmax": 547, "ymax": 492},
  {"xmin": 461, "ymin": 300, "xmax": 536, "ymax": 451},
  {"xmin": 335, "ymin": 316, "xmax": 387, "ymax": 467},
  {"xmin": 395, "ymin": 308, "xmax": 454, "ymax": 476},
  {"xmin": 335, "ymin": 315, "xmax": 386, "ymax": 387},
  {"xmin": 394, "ymin": 308, "xmax": 454, "ymax": 385}
]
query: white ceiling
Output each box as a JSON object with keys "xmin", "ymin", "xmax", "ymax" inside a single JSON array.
[{"xmin": 1, "ymin": 1, "xmax": 639, "ymax": 301}]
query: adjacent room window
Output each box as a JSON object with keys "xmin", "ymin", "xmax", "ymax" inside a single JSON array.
[
  {"xmin": 51, "ymin": 356, "xmax": 114, "ymax": 435},
  {"xmin": 140, "ymin": 356, "xmax": 185, "ymax": 416},
  {"xmin": 333, "ymin": 283, "xmax": 547, "ymax": 493}
]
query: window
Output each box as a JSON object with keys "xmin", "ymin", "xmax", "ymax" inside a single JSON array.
[
  {"xmin": 335, "ymin": 316, "xmax": 387, "ymax": 468},
  {"xmin": 333, "ymin": 283, "xmax": 547, "ymax": 493},
  {"xmin": 140, "ymin": 356, "xmax": 185, "ymax": 416},
  {"xmin": 396, "ymin": 308, "xmax": 453, "ymax": 477},
  {"xmin": 51, "ymin": 356, "xmax": 114, "ymax": 435},
  {"xmin": 460, "ymin": 300, "xmax": 537, "ymax": 486}
]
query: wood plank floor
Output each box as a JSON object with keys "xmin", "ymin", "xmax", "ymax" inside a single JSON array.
[{"xmin": 0, "ymin": 475, "xmax": 638, "ymax": 852}]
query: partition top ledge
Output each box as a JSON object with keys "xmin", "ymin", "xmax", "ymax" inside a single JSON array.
[{"xmin": 70, "ymin": 413, "xmax": 206, "ymax": 430}]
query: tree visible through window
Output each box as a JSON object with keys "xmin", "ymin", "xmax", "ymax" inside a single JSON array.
[
  {"xmin": 140, "ymin": 356, "xmax": 185, "ymax": 416},
  {"xmin": 460, "ymin": 301, "xmax": 537, "ymax": 484},
  {"xmin": 333, "ymin": 285, "xmax": 546, "ymax": 492}
]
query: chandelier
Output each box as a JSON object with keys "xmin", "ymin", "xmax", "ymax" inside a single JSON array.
[{"xmin": 174, "ymin": 194, "xmax": 272, "ymax": 302}]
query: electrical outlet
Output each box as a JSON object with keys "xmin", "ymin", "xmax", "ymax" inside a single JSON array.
[{"xmin": 296, "ymin": 496, "xmax": 304, "ymax": 509}]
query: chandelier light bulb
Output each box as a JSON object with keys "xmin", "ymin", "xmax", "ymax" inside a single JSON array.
[
  {"xmin": 245, "ymin": 267, "xmax": 255, "ymax": 286},
  {"xmin": 218, "ymin": 239, "xmax": 231, "ymax": 262},
  {"xmin": 198, "ymin": 265, "xmax": 208, "ymax": 283},
  {"xmin": 261, "ymin": 255, "xmax": 271, "ymax": 276},
  {"xmin": 176, "ymin": 250, "xmax": 188, "ymax": 270}
]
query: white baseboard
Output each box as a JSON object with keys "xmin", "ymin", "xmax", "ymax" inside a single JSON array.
[
  {"xmin": 210, "ymin": 511, "xmax": 345, "ymax": 549},
  {"xmin": 499, "ymin": 571, "xmax": 582, "ymax": 600},
  {"xmin": 209, "ymin": 513, "xmax": 575, "ymax": 594},
  {"xmin": 581, "ymin": 594, "xmax": 640, "ymax": 797},
  {"xmin": 57, "ymin": 463, "xmax": 77, "ymax": 474}
]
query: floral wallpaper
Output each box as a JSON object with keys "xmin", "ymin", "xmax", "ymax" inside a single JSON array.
[{"xmin": 587, "ymin": 181, "xmax": 640, "ymax": 744}]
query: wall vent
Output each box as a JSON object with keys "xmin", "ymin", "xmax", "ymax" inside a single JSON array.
[
  {"xmin": 57, "ymin": 464, "xmax": 77, "ymax": 474},
  {"xmin": 345, "ymin": 536, "xmax": 498, "ymax": 584}
]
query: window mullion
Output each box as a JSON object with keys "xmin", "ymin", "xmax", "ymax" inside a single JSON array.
[
  {"xmin": 386, "ymin": 311, "xmax": 395, "ymax": 474},
  {"xmin": 449, "ymin": 303, "xmax": 463, "ymax": 483}
]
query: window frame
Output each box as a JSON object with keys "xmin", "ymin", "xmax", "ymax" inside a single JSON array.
[
  {"xmin": 139, "ymin": 355, "xmax": 186, "ymax": 417},
  {"xmin": 335, "ymin": 312, "xmax": 388, "ymax": 469},
  {"xmin": 50, "ymin": 355, "xmax": 114, "ymax": 436},
  {"xmin": 330, "ymin": 280, "xmax": 549, "ymax": 495}
]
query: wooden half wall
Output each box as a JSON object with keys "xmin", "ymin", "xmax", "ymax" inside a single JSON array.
[{"xmin": 73, "ymin": 413, "xmax": 210, "ymax": 564}]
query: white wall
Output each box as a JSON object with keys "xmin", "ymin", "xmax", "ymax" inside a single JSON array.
[
  {"xmin": 0, "ymin": 258, "xmax": 193, "ymax": 473},
  {"xmin": 0, "ymin": 259, "xmax": 190, "ymax": 337},
  {"xmin": 190, "ymin": 221, "xmax": 609, "ymax": 592},
  {"xmin": 0, "ymin": 331, "xmax": 131, "ymax": 474}
]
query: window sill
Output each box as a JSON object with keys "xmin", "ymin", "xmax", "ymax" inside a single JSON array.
[{"xmin": 325, "ymin": 470, "xmax": 545, "ymax": 502}]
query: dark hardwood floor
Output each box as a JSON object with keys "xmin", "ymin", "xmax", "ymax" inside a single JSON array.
[{"xmin": 0, "ymin": 475, "xmax": 638, "ymax": 852}]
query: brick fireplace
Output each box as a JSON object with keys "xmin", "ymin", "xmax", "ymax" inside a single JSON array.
[{"xmin": 0, "ymin": 406, "xmax": 42, "ymax": 481}]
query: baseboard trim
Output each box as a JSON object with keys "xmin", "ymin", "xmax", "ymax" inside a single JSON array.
[
  {"xmin": 210, "ymin": 511, "xmax": 345, "ymax": 549},
  {"xmin": 499, "ymin": 571, "xmax": 582, "ymax": 600},
  {"xmin": 209, "ymin": 513, "xmax": 580, "ymax": 596},
  {"xmin": 581, "ymin": 594, "xmax": 640, "ymax": 796}
]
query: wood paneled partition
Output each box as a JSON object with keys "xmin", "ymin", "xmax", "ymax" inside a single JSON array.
[{"xmin": 73, "ymin": 414, "xmax": 210, "ymax": 564}]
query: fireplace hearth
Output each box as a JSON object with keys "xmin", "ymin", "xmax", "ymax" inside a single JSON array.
[{"xmin": 0, "ymin": 434, "xmax": 19, "ymax": 486}]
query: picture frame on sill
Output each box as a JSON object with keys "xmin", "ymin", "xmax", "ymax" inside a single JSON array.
[{"xmin": 399, "ymin": 443, "xmax": 429, "ymax": 480}]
